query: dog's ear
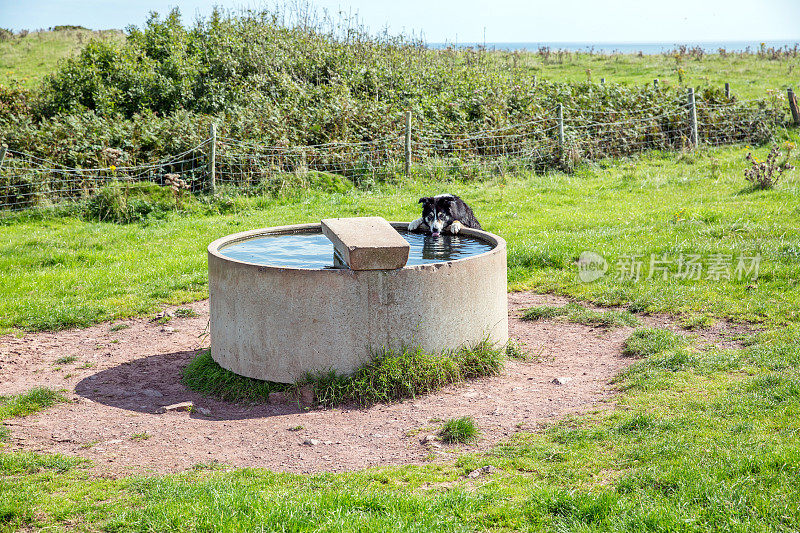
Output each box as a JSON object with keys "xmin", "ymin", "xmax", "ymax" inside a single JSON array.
[{"xmin": 418, "ymin": 197, "xmax": 432, "ymax": 204}]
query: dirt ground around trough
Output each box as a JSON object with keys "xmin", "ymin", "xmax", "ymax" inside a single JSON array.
[{"xmin": 0, "ymin": 292, "xmax": 750, "ymax": 475}]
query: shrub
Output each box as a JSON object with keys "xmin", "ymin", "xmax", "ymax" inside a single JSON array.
[
  {"xmin": 744, "ymin": 143, "xmax": 794, "ymax": 189},
  {"xmin": 84, "ymin": 180, "xmax": 187, "ymax": 223}
]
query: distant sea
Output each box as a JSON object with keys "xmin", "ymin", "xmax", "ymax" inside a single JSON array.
[{"xmin": 427, "ymin": 40, "xmax": 800, "ymax": 55}]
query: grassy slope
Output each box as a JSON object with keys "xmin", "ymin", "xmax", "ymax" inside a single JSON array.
[
  {"xmin": 2, "ymin": 139, "xmax": 798, "ymax": 333},
  {"xmin": 507, "ymin": 51, "xmax": 800, "ymax": 99},
  {"xmin": 0, "ymin": 29, "xmax": 124, "ymax": 89}
]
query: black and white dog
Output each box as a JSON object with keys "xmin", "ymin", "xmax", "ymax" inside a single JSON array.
[{"xmin": 408, "ymin": 194, "xmax": 482, "ymax": 237}]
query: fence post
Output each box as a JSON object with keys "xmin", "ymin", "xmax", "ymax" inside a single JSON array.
[
  {"xmin": 208, "ymin": 123, "xmax": 217, "ymax": 194},
  {"xmin": 557, "ymin": 103, "xmax": 564, "ymax": 152},
  {"xmin": 653, "ymin": 79, "xmax": 658, "ymax": 88},
  {"xmin": 788, "ymin": 88, "xmax": 800, "ymax": 126},
  {"xmin": 600, "ymin": 77, "xmax": 605, "ymax": 85},
  {"xmin": 0, "ymin": 144, "xmax": 6, "ymax": 173},
  {"xmin": 404, "ymin": 110, "xmax": 412, "ymax": 177},
  {"xmin": 687, "ymin": 88, "xmax": 699, "ymax": 148},
  {"xmin": 724, "ymin": 82, "xmax": 730, "ymax": 99}
]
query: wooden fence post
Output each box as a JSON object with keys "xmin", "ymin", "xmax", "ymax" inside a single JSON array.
[
  {"xmin": 208, "ymin": 123, "xmax": 217, "ymax": 194},
  {"xmin": 687, "ymin": 88, "xmax": 699, "ymax": 148},
  {"xmin": 724, "ymin": 82, "xmax": 730, "ymax": 99},
  {"xmin": 600, "ymin": 78, "xmax": 605, "ymax": 85},
  {"xmin": 653, "ymin": 79, "xmax": 659, "ymax": 88},
  {"xmin": 788, "ymin": 88, "xmax": 800, "ymax": 126},
  {"xmin": 557, "ymin": 103, "xmax": 565, "ymax": 151},
  {"xmin": 0, "ymin": 144, "xmax": 6, "ymax": 173},
  {"xmin": 404, "ymin": 110, "xmax": 412, "ymax": 177}
]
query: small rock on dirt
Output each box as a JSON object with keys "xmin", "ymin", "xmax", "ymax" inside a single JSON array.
[
  {"xmin": 268, "ymin": 392, "xmax": 287, "ymax": 404},
  {"xmin": 140, "ymin": 389, "xmax": 163, "ymax": 398},
  {"xmin": 467, "ymin": 465, "xmax": 498, "ymax": 479},
  {"xmin": 161, "ymin": 326, "xmax": 175, "ymax": 333},
  {"xmin": 421, "ymin": 434, "xmax": 440, "ymax": 444},
  {"xmin": 159, "ymin": 401, "xmax": 193, "ymax": 413},
  {"xmin": 552, "ymin": 377, "xmax": 572, "ymax": 385},
  {"xmin": 297, "ymin": 385, "xmax": 315, "ymax": 407},
  {"xmin": 196, "ymin": 407, "xmax": 211, "ymax": 416},
  {"xmin": 303, "ymin": 439, "xmax": 322, "ymax": 446}
]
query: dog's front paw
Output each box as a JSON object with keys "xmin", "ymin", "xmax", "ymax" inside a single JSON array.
[
  {"xmin": 448, "ymin": 221, "xmax": 463, "ymax": 234},
  {"xmin": 408, "ymin": 218, "xmax": 424, "ymax": 231}
]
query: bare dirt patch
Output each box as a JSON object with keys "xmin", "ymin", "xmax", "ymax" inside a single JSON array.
[{"xmin": 0, "ymin": 293, "xmax": 749, "ymax": 475}]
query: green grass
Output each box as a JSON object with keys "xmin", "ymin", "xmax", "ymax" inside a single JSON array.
[
  {"xmin": 0, "ymin": 387, "xmax": 66, "ymax": 419},
  {"xmin": 3, "ymin": 327, "xmax": 800, "ymax": 530},
  {"xmin": 0, "ymin": 29, "xmax": 124, "ymax": 89},
  {"xmin": 182, "ymin": 351, "xmax": 288, "ymax": 402},
  {"xmin": 439, "ymin": 417, "xmax": 480, "ymax": 444},
  {"xmin": 623, "ymin": 328, "xmax": 689, "ymax": 358},
  {"xmin": 183, "ymin": 341, "xmax": 504, "ymax": 407},
  {"xmin": 522, "ymin": 302, "xmax": 639, "ymax": 328},
  {"xmin": 53, "ymin": 355, "xmax": 76, "ymax": 365},
  {"xmin": 2, "ymin": 138, "xmax": 800, "ymax": 334},
  {"xmin": 308, "ymin": 341, "xmax": 504, "ymax": 407}
]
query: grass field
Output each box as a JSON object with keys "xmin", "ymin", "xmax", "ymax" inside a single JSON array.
[
  {"xmin": 3, "ymin": 26, "xmax": 800, "ymax": 532},
  {"xmin": 0, "ymin": 29, "xmax": 124, "ymax": 89},
  {"xmin": 2, "ymin": 138, "xmax": 799, "ymax": 334}
]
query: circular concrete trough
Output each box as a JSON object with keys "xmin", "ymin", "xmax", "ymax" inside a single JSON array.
[{"xmin": 207, "ymin": 222, "xmax": 508, "ymax": 383}]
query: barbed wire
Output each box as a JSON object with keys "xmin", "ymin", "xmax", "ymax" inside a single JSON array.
[{"xmin": 0, "ymin": 95, "xmax": 791, "ymax": 212}]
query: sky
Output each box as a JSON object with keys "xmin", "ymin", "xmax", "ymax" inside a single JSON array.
[{"xmin": 1, "ymin": 0, "xmax": 799, "ymax": 43}]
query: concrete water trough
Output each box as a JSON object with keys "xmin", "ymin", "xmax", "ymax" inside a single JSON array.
[{"xmin": 207, "ymin": 217, "xmax": 508, "ymax": 383}]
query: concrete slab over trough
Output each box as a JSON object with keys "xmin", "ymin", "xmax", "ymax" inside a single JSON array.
[{"xmin": 321, "ymin": 216, "xmax": 410, "ymax": 270}]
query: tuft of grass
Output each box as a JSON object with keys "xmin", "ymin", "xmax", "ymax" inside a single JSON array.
[
  {"xmin": 53, "ymin": 355, "xmax": 77, "ymax": 365},
  {"xmin": 110, "ymin": 323, "xmax": 130, "ymax": 332},
  {"xmin": 308, "ymin": 341, "xmax": 504, "ymax": 407},
  {"xmin": 181, "ymin": 351, "xmax": 288, "ymax": 403},
  {"xmin": 439, "ymin": 417, "xmax": 479, "ymax": 444},
  {"xmin": 0, "ymin": 387, "xmax": 66, "ymax": 419},
  {"xmin": 130, "ymin": 432, "xmax": 151, "ymax": 442},
  {"xmin": 521, "ymin": 304, "xmax": 572, "ymax": 321},
  {"xmin": 174, "ymin": 308, "xmax": 199, "ymax": 318},
  {"xmin": 623, "ymin": 328, "xmax": 689, "ymax": 358},
  {"xmin": 522, "ymin": 303, "xmax": 639, "ymax": 328},
  {"xmin": 183, "ymin": 341, "xmax": 504, "ymax": 407}
]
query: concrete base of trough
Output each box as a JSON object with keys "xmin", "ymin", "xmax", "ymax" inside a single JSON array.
[{"xmin": 208, "ymin": 222, "xmax": 507, "ymax": 383}]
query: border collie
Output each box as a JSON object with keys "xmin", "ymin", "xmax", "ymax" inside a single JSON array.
[{"xmin": 408, "ymin": 194, "xmax": 482, "ymax": 237}]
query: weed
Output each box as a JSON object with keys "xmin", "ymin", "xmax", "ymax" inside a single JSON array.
[
  {"xmin": 744, "ymin": 143, "xmax": 794, "ymax": 190},
  {"xmin": 439, "ymin": 417, "xmax": 479, "ymax": 444},
  {"xmin": 174, "ymin": 308, "xmax": 199, "ymax": 318},
  {"xmin": 287, "ymin": 425, "xmax": 304, "ymax": 432},
  {"xmin": 505, "ymin": 339, "xmax": 529, "ymax": 360},
  {"xmin": 130, "ymin": 432, "xmax": 151, "ymax": 441},
  {"xmin": 78, "ymin": 362, "xmax": 95, "ymax": 369},
  {"xmin": 110, "ymin": 323, "xmax": 130, "ymax": 332},
  {"xmin": 53, "ymin": 355, "xmax": 77, "ymax": 365}
]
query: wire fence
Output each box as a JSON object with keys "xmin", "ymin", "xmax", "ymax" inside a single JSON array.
[{"xmin": 0, "ymin": 93, "xmax": 792, "ymax": 212}]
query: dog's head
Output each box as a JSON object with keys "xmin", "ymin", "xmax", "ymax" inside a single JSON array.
[{"xmin": 419, "ymin": 195, "xmax": 456, "ymax": 237}]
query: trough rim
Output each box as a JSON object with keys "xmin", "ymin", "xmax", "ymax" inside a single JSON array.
[{"xmin": 207, "ymin": 222, "xmax": 506, "ymax": 271}]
